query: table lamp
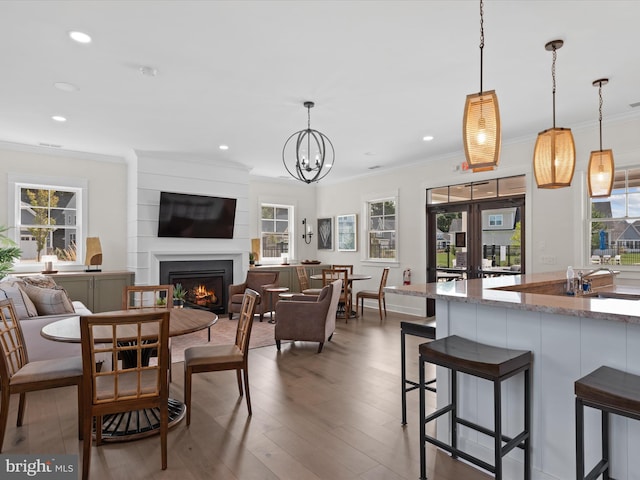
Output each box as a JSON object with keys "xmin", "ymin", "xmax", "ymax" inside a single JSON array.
[{"xmin": 85, "ymin": 237, "xmax": 102, "ymax": 272}]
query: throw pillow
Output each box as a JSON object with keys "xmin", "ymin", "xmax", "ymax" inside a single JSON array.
[
  {"xmin": 21, "ymin": 275, "xmax": 59, "ymax": 289},
  {"xmin": 0, "ymin": 284, "xmax": 39, "ymax": 319},
  {"xmin": 21, "ymin": 283, "xmax": 76, "ymax": 316}
]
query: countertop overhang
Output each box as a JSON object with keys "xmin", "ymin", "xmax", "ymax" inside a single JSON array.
[{"xmin": 385, "ymin": 271, "xmax": 640, "ymax": 324}]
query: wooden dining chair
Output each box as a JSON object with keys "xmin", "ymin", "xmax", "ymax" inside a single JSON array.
[
  {"xmin": 0, "ymin": 299, "xmax": 83, "ymax": 452},
  {"xmin": 80, "ymin": 310, "xmax": 170, "ymax": 480},
  {"xmin": 332, "ymin": 264, "xmax": 354, "ymax": 274},
  {"xmin": 295, "ymin": 265, "xmax": 322, "ymax": 295},
  {"xmin": 123, "ymin": 284, "xmax": 174, "ymax": 380},
  {"xmin": 322, "ymin": 269, "xmax": 352, "ymax": 320},
  {"xmin": 356, "ymin": 267, "xmax": 390, "ymax": 321},
  {"xmin": 184, "ymin": 289, "xmax": 258, "ymax": 423}
]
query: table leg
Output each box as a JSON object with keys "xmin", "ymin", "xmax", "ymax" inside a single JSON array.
[{"xmin": 268, "ymin": 291, "xmax": 276, "ymax": 324}]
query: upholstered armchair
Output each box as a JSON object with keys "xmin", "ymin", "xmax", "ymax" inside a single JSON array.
[
  {"xmin": 274, "ymin": 279, "xmax": 342, "ymax": 353},
  {"xmin": 228, "ymin": 270, "xmax": 279, "ymax": 321}
]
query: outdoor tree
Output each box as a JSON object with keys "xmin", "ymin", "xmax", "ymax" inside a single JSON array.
[{"xmin": 26, "ymin": 189, "xmax": 58, "ymax": 261}]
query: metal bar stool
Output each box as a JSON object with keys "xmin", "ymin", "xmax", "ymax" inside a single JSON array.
[
  {"xmin": 400, "ymin": 320, "xmax": 436, "ymax": 425},
  {"xmin": 575, "ymin": 365, "xmax": 640, "ymax": 480},
  {"xmin": 419, "ymin": 335, "xmax": 532, "ymax": 480}
]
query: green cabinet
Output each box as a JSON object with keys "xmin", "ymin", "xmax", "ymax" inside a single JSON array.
[
  {"xmin": 49, "ymin": 271, "xmax": 135, "ymax": 313},
  {"xmin": 252, "ymin": 264, "xmax": 329, "ymax": 292}
]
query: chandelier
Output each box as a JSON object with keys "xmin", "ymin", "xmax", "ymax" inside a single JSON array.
[
  {"xmin": 282, "ymin": 101, "xmax": 335, "ymax": 184},
  {"xmin": 463, "ymin": 0, "xmax": 501, "ymax": 170},
  {"xmin": 533, "ymin": 39, "xmax": 576, "ymax": 189},
  {"xmin": 587, "ymin": 78, "xmax": 614, "ymax": 198}
]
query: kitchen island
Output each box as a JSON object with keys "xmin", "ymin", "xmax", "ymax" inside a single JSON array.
[{"xmin": 386, "ymin": 271, "xmax": 640, "ymax": 480}]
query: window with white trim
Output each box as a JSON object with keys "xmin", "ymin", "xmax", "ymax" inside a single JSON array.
[
  {"xmin": 589, "ymin": 167, "xmax": 640, "ymax": 266},
  {"xmin": 260, "ymin": 203, "xmax": 293, "ymax": 262},
  {"xmin": 489, "ymin": 214, "xmax": 503, "ymax": 226},
  {"xmin": 366, "ymin": 197, "xmax": 397, "ymax": 261},
  {"xmin": 11, "ymin": 179, "xmax": 84, "ymax": 267}
]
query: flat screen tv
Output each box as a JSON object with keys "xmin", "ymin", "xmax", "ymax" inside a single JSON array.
[{"xmin": 157, "ymin": 191, "xmax": 237, "ymax": 239}]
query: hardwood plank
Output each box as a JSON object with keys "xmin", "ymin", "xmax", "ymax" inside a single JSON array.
[{"xmin": 1, "ymin": 307, "xmax": 492, "ymax": 480}]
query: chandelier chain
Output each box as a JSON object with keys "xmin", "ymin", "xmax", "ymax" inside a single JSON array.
[
  {"xmin": 598, "ymin": 82, "xmax": 604, "ymax": 150},
  {"xmin": 479, "ymin": 0, "xmax": 484, "ymax": 93},
  {"xmin": 551, "ymin": 46, "xmax": 557, "ymax": 128}
]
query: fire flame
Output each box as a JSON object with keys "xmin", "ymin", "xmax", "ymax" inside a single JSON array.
[{"xmin": 194, "ymin": 284, "xmax": 217, "ymax": 305}]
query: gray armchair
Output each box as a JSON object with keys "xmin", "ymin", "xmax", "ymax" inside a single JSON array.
[
  {"xmin": 228, "ymin": 270, "xmax": 279, "ymax": 321},
  {"xmin": 274, "ymin": 279, "xmax": 342, "ymax": 353}
]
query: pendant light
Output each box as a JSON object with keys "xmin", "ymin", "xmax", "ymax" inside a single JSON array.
[
  {"xmin": 587, "ymin": 79, "xmax": 614, "ymax": 198},
  {"xmin": 282, "ymin": 101, "xmax": 335, "ymax": 184},
  {"xmin": 533, "ymin": 40, "xmax": 576, "ymax": 189},
  {"xmin": 463, "ymin": 0, "xmax": 501, "ymax": 170}
]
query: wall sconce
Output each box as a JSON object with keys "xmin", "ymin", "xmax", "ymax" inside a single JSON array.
[
  {"xmin": 85, "ymin": 237, "xmax": 103, "ymax": 272},
  {"xmin": 302, "ymin": 218, "xmax": 313, "ymax": 244},
  {"xmin": 41, "ymin": 255, "xmax": 58, "ymax": 274}
]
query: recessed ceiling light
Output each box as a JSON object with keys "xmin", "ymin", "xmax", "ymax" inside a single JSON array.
[
  {"xmin": 219, "ymin": 145, "xmax": 229, "ymax": 150},
  {"xmin": 423, "ymin": 135, "xmax": 434, "ymax": 142},
  {"xmin": 54, "ymin": 82, "xmax": 79, "ymax": 92},
  {"xmin": 68, "ymin": 31, "xmax": 92, "ymax": 44},
  {"xmin": 139, "ymin": 66, "xmax": 158, "ymax": 77},
  {"xmin": 51, "ymin": 115, "xmax": 67, "ymax": 122}
]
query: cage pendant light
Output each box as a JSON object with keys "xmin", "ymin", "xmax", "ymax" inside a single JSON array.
[
  {"xmin": 587, "ymin": 79, "xmax": 614, "ymax": 198},
  {"xmin": 282, "ymin": 101, "xmax": 335, "ymax": 184},
  {"xmin": 463, "ymin": 0, "xmax": 501, "ymax": 170},
  {"xmin": 533, "ymin": 40, "xmax": 576, "ymax": 189}
]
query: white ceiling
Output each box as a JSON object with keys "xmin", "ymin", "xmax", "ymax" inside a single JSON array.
[{"xmin": 2, "ymin": 0, "xmax": 640, "ymax": 183}]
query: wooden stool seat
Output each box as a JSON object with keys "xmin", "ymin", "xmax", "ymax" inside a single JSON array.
[
  {"xmin": 419, "ymin": 335, "xmax": 532, "ymax": 480},
  {"xmin": 401, "ymin": 320, "xmax": 436, "ymax": 425},
  {"xmin": 575, "ymin": 365, "xmax": 640, "ymax": 479}
]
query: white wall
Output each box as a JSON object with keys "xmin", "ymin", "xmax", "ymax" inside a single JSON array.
[
  {"xmin": 127, "ymin": 150, "xmax": 251, "ymax": 286},
  {"xmin": 308, "ymin": 113, "xmax": 640, "ymax": 316},
  {"xmin": 0, "ymin": 143, "xmax": 128, "ymax": 271},
  {"xmin": 248, "ymin": 177, "xmax": 318, "ymax": 264}
]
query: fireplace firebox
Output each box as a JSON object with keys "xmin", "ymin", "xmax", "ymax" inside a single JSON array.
[{"xmin": 159, "ymin": 260, "xmax": 233, "ymax": 314}]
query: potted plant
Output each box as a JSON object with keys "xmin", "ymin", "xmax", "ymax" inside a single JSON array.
[
  {"xmin": 0, "ymin": 225, "xmax": 21, "ymax": 280},
  {"xmin": 173, "ymin": 283, "xmax": 187, "ymax": 308},
  {"xmin": 249, "ymin": 252, "xmax": 256, "ymax": 266}
]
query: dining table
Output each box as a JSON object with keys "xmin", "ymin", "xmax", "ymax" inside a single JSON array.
[
  {"xmin": 41, "ymin": 307, "xmax": 217, "ymax": 442},
  {"xmin": 309, "ymin": 273, "xmax": 372, "ymax": 318}
]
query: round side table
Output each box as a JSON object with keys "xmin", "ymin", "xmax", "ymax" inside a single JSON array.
[{"xmin": 264, "ymin": 287, "xmax": 289, "ymax": 324}]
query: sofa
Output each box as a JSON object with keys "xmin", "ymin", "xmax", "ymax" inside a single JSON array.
[{"xmin": 0, "ymin": 275, "xmax": 90, "ymax": 362}]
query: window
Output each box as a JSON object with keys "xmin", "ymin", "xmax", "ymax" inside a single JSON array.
[
  {"xmin": 260, "ymin": 204, "xmax": 293, "ymax": 261},
  {"xmin": 588, "ymin": 167, "xmax": 640, "ymax": 266},
  {"xmin": 489, "ymin": 214, "xmax": 503, "ymax": 226},
  {"xmin": 14, "ymin": 182, "xmax": 83, "ymax": 265},
  {"xmin": 366, "ymin": 198, "xmax": 396, "ymax": 261}
]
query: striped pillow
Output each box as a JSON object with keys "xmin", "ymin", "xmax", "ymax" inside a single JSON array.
[{"xmin": 0, "ymin": 284, "xmax": 38, "ymax": 319}]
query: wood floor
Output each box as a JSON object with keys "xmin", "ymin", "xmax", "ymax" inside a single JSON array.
[{"xmin": 3, "ymin": 308, "xmax": 491, "ymax": 480}]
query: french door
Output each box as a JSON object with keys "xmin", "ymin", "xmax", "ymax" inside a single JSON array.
[{"xmin": 426, "ymin": 194, "xmax": 525, "ymax": 315}]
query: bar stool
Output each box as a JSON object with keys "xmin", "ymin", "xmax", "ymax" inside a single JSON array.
[
  {"xmin": 400, "ymin": 320, "xmax": 436, "ymax": 425},
  {"xmin": 419, "ymin": 335, "xmax": 532, "ymax": 480},
  {"xmin": 575, "ymin": 365, "xmax": 640, "ymax": 480}
]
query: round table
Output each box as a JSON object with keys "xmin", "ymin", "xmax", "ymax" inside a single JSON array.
[
  {"xmin": 309, "ymin": 273, "xmax": 372, "ymax": 318},
  {"xmin": 263, "ymin": 287, "xmax": 289, "ymax": 324},
  {"xmin": 41, "ymin": 308, "xmax": 217, "ymax": 442}
]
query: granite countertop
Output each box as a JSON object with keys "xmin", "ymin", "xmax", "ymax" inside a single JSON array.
[{"xmin": 384, "ymin": 271, "xmax": 640, "ymax": 324}]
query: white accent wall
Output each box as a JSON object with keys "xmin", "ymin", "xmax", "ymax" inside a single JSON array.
[{"xmin": 126, "ymin": 150, "xmax": 251, "ymax": 286}]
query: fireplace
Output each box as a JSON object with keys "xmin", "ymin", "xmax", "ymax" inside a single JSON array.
[{"xmin": 159, "ymin": 260, "xmax": 233, "ymax": 314}]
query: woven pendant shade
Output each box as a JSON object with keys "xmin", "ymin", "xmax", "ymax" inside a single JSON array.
[
  {"xmin": 587, "ymin": 149, "xmax": 614, "ymax": 198},
  {"xmin": 463, "ymin": 91, "xmax": 501, "ymax": 169},
  {"xmin": 533, "ymin": 127, "xmax": 576, "ymax": 188}
]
